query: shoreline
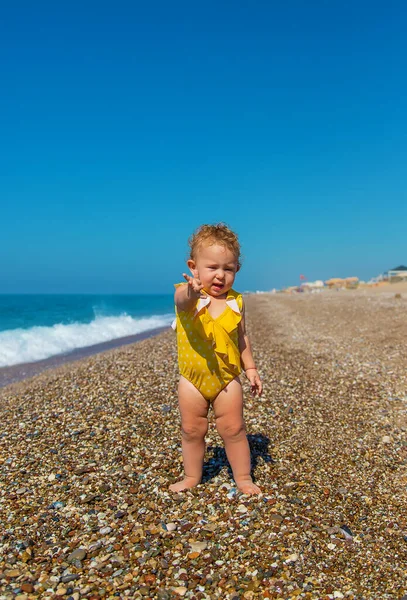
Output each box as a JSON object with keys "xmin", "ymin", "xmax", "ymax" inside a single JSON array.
[
  {"xmin": 1, "ymin": 282, "xmax": 404, "ymax": 390},
  {"xmin": 0, "ymin": 325, "xmax": 169, "ymax": 389}
]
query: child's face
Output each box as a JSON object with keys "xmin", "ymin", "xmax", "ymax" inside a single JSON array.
[{"xmin": 188, "ymin": 243, "xmax": 239, "ymax": 297}]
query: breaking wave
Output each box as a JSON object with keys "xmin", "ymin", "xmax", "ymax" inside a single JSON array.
[{"xmin": 0, "ymin": 313, "xmax": 174, "ymax": 367}]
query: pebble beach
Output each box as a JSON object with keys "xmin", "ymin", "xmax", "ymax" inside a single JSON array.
[{"xmin": 1, "ymin": 290, "xmax": 407, "ymax": 600}]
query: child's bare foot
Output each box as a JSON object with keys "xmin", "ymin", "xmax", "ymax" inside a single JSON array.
[
  {"xmin": 169, "ymin": 476, "xmax": 201, "ymax": 492},
  {"xmin": 235, "ymin": 479, "xmax": 262, "ymax": 495}
]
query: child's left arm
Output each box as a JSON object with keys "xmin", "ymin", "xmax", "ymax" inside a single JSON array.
[{"xmin": 238, "ymin": 304, "xmax": 262, "ymax": 397}]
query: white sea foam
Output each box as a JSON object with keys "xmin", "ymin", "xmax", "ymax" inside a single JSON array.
[{"xmin": 0, "ymin": 314, "xmax": 174, "ymax": 367}]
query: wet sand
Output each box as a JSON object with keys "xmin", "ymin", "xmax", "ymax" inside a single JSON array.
[{"xmin": 0, "ymin": 290, "xmax": 406, "ymax": 598}]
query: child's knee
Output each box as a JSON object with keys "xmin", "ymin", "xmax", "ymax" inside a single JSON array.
[
  {"xmin": 181, "ymin": 419, "xmax": 208, "ymax": 441},
  {"xmin": 216, "ymin": 419, "xmax": 245, "ymax": 441}
]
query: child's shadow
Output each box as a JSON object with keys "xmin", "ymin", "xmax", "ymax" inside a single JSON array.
[{"xmin": 202, "ymin": 433, "xmax": 274, "ymax": 483}]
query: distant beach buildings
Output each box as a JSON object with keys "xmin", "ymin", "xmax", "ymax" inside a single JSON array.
[
  {"xmin": 324, "ymin": 277, "xmax": 359, "ymax": 289},
  {"xmin": 277, "ymin": 265, "xmax": 407, "ymax": 293},
  {"xmin": 386, "ymin": 265, "xmax": 407, "ymax": 282}
]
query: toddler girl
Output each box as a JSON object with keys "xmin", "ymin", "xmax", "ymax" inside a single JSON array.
[{"xmin": 170, "ymin": 223, "xmax": 262, "ymax": 494}]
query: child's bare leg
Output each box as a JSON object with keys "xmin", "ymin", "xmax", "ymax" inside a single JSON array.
[
  {"xmin": 213, "ymin": 378, "xmax": 261, "ymax": 494},
  {"xmin": 169, "ymin": 376, "xmax": 209, "ymax": 492}
]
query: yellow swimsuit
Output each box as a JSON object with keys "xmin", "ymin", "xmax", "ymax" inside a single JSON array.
[{"xmin": 172, "ymin": 285, "xmax": 243, "ymax": 401}]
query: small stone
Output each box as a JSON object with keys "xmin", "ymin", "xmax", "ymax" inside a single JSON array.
[
  {"xmin": 227, "ymin": 488, "xmax": 237, "ymax": 499},
  {"xmin": 202, "ymin": 523, "xmax": 218, "ymax": 532},
  {"xmin": 327, "ymin": 543, "xmax": 336, "ymax": 550},
  {"xmin": 89, "ymin": 541, "xmax": 102, "ymax": 552},
  {"xmin": 80, "ymin": 493, "xmax": 98, "ymax": 504},
  {"xmin": 68, "ymin": 548, "xmax": 87, "ymax": 563},
  {"xmin": 166, "ymin": 522, "xmax": 177, "ymax": 531},
  {"xmin": 61, "ymin": 574, "xmax": 80, "ymax": 583},
  {"xmin": 286, "ymin": 553, "xmax": 298, "ymax": 563},
  {"xmin": 74, "ymin": 464, "xmax": 94, "ymax": 475},
  {"xmin": 270, "ymin": 514, "xmax": 284, "ymax": 524},
  {"xmin": 55, "ymin": 588, "xmax": 67, "ymax": 596},
  {"xmin": 173, "ymin": 587, "xmax": 187, "ymax": 596},
  {"xmin": 237, "ymin": 504, "xmax": 248, "ymax": 513},
  {"xmin": 21, "ymin": 584, "xmax": 34, "ymax": 593},
  {"xmin": 5, "ymin": 569, "xmax": 20, "ymax": 577},
  {"xmin": 339, "ymin": 525, "xmax": 354, "ymax": 539},
  {"xmin": 382, "ymin": 435, "xmax": 392, "ymax": 444},
  {"xmin": 333, "ymin": 593, "xmax": 344, "ymax": 599},
  {"xmin": 21, "ymin": 550, "xmax": 31, "ymax": 563},
  {"xmin": 189, "ymin": 541, "xmax": 207, "ymax": 552},
  {"xmin": 100, "ymin": 526, "xmax": 112, "ymax": 535}
]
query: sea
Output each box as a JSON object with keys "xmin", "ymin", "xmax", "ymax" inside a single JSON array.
[{"xmin": 0, "ymin": 294, "xmax": 175, "ymax": 370}]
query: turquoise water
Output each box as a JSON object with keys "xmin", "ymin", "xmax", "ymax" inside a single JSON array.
[{"xmin": 0, "ymin": 294, "xmax": 174, "ymax": 367}]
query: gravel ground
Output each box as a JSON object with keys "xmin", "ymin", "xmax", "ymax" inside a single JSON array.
[{"xmin": 1, "ymin": 290, "xmax": 407, "ymax": 599}]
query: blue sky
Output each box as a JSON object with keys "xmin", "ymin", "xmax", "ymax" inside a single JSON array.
[{"xmin": 1, "ymin": 1, "xmax": 406, "ymax": 293}]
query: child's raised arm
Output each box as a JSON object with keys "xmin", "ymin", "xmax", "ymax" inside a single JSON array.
[{"xmin": 174, "ymin": 273, "xmax": 205, "ymax": 312}]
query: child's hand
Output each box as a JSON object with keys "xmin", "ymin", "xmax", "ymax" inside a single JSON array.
[
  {"xmin": 183, "ymin": 273, "xmax": 205, "ymax": 296},
  {"xmin": 246, "ymin": 368, "xmax": 262, "ymax": 396}
]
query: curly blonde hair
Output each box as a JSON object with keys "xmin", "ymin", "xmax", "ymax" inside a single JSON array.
[{"xmin": 188, "ymin": 223, "xmax": 241, "ymax": 268}]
